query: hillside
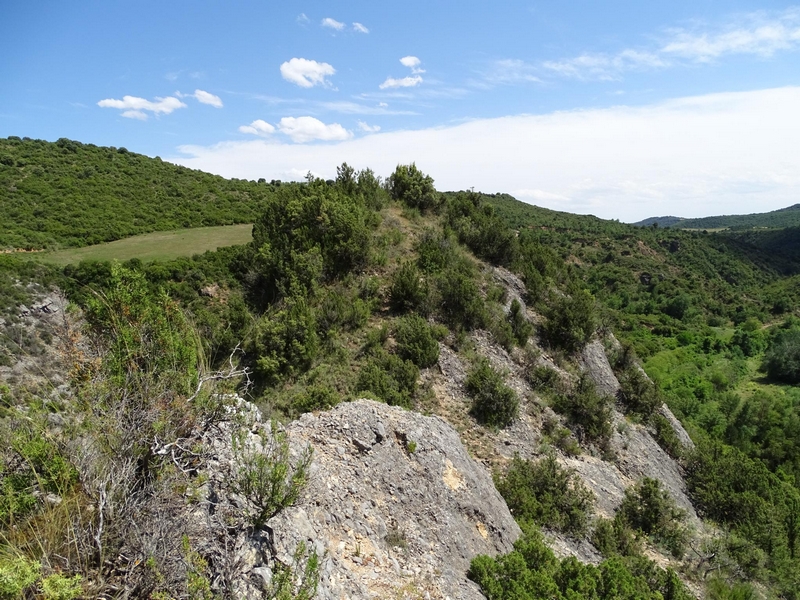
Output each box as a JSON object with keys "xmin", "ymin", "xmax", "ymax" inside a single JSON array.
[
  {"xmin": 3, "ymin": 151, "xmax": 800, "ymax": 598},
  {"xmin": 0, "ymin": 136, "xmax": 273, "ymax": 250},
  {"xmin": 633, "ymin": 203, "xmax": 800, "ymax": 230}
]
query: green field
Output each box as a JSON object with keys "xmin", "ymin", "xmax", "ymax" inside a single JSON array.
[{"xmin": 32, "ymin": 223, "xmax": 253, "ymax": 265}]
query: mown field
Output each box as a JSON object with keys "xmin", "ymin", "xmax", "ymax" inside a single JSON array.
[{"xmin": 30, "ymin": 223, "xmax": 253, "ymax": 265}]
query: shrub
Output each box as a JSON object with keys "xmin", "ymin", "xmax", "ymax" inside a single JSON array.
[
  {"xmin": 435, "ymin": 267, "xmax": 487, "ymax": 331},
  {"xmin": 466, "ymin": 358, "xmax": 518, "ymax": 428},
  {"xmin": 761, "ymin": 328, "xmax": 800, "ymax": 384},
  {"xmin": 496, "ymin": 455, "xmax": 595, "ymax": 536},
  {"xmin": 526, "ymin": 365, "xmax": 560, "ymax": 392},
  {"xmin": 389, "ymin": 261, "xmax": 429, "ymax": 313},
  {"xmin": 252, "ymin": 178, "xmax": 372, "ymax": 298},
  {"xmin": 0, "ymin": 555, "xmax": 40, "ymax": 599},
  {"xmin": 542, "ymin": 285, "xmax": 596, "ymax": 353},
  {"xmin": 616, "ymin": 367, "xmax": 662, "ymax": 418},
  {"xmin": 250, "ymin": 297, "xmax": 318, "ymax": 385},
  {"xmin": 619, "ymin": 478, "xmax": 688, "ymax": 558},
  {"xmin": 394, "ymin": 314, "xmax": 439, "ymax": 368},
  {"xmin": 592, "ymin": 516, "xmax": 642, "ymax": 558},
  {"xmin": 508, "ymin": 299, "xmax": 533, "ymax": 347},
  {"xmin": 387, "ymin": 163, "xmax": 438, "ymax": 212},
  {"xmin": 356, "ymin": 350, "xmax": 419, "ymax": 408},
  {"xmin": 415, "ymin": 229, "xmax": 456, "ymax": 273},
  {"xmin": 232, "ymin": 422, "xmax": 313, "ymax": 528},
  {"xmin": 552, "ymin": 376, "xmax": 613, "ymax": 446}
]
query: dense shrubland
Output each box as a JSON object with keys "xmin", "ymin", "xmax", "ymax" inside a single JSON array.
[{"xmin": 3, "ymin": 142, "xmax": 800, "ymax": 596}]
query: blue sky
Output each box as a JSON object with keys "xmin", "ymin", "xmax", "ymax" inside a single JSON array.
[{"xmin": 2, "ymin": 1, "xmax": 800, "ymax": 221}]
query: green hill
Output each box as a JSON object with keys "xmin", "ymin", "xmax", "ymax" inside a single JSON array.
[
  {"xmin": 0, "ymin": 136, "xmax": 275, "ymax": 250},
  {"xmin": 633, "ymin": 203, "xmax": 800, "ymax": 230}
]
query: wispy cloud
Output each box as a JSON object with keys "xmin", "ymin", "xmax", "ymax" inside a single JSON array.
[
  {"xmin": 321, "ymin": 17, "xmax": 345, "ymax": 31},
  {"xmin": 542, "ymin": 49, "xmax": 667, "ymax": 81},
  {"xmin": 379, "ymin": 75, "xmax": 423, "ymax": 89},
  {"xmin": 297, "ymin": 13, "xmax": 310, "ymax": 25},
  {"xmin": 492, "ymin": 8, "xmax": 800, "ymax": 83},
  {"xmin": 97, "ymin": 95, "xmax": 186, "ymax": 120},
  {"xmin": 661, "ymin": 9, "xmax": 800, "ymax": 61},
  {"xmin": 353, "ymin": 22, "xmax": 369, "ymax": 33},
  {"xmin": 317, "ymin": 101, "xmax": 417, "ymax": 115},
  {"xmin": 280, "ymin": 58, "xmax": 336, "ymax": 88}
]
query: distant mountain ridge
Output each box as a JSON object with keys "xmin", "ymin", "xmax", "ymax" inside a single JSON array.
[{"xmin": 633, "ymin": 203, "xmax": 800, "ymax": 230}]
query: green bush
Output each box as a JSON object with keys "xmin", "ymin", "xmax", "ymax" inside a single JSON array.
[
  {"xmin": 232, "ymin": 422, "xmax": 313, "ymax": 528},
  {"xmin": 761, "ymin": 328, "xmax": 800, "ymax": 384},
  {"xmin": 526, "ymin": 365, "xmax": 560, "ymax": 392},
  {"xmin": 619, "ymin": 478, "xmax": 688, "ymax": 558},
  {"xmin": 542, "ymin": 285, "xmax": 596, "ymax": 353},
  {"xmin": 466, "ymin": 358, "xmax": 518, "ymax": 428},
  {"xmin": 387, "ymin": 163, "xmax": 438, "ymax": 212},
  {"xmin": 388, "ymin": 261, "xmax": 429, "ymax": 313},
  {"xmin": 468, "ymin": 525, "xmax": 692, "ymax": 600},
  {"xmin": 616, "ymin": 367, "xmax": 662, "ymax": 418},
  {"xmin": 592, "ymin": 516, "xmax": 642, "ymax": 558},
  {"xmin": 0, "ymin": 556, "xmax": 40, "ymax": 599},
  {"xmin": 393, "ymin": 314, "xmax": 439, "ymax": 368},
  {"xmin": 552, "ymin": 376, "xmax": 613, "ymax": 446},
  {"xmin": 496, "ymin": 455, "xmax": 594, "ymax": 536},
  {"xmin": 508, "ymin": 299, "xmax": 532, "ymax": 347},
  {"xmin": 435, "ymin": 266, "xmax": 487, "ymax": 331},
  {"xmin": 356, "ymin": 350, "xmax": 419, "ymax": 408},
  {"xmin": 252, "ymin": 177, "xmax": 372, "ymax": 298},
  {"xmin": 250, "ymin": 297, "xmax": 318, "ymax": 385}
]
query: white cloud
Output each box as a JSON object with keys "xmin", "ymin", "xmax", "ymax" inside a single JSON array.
[
  {"xmin": 172, "ymin": 87, "xmax": 800, "ymax": 222},
  {"xmin": 357, "ymin": 121, "xmax": 381, "ymax": 133},
  {"xmin": 297, "ymin": 13, "xmax": 309, "ymax": 25},
  {"xmin": 530, "ymin": 9, "xmax": 800, "ymax": 81},
  {"xmin": 318, "ymin": 101, "xmax": 416, "ymax": 115},
  {"xmin": 97, "ymin": 95, "xmax": 186, "ymax": 119},
  {"xmin": 238, "ymin": 119, "xmax": 275, "ymax": 136},
  {"xmin": 379, "ymin": 75, "xmax": 423, "ymax": 89},
  {"xmin": 277, "ymin": 116, "xmax": 352, "ymax": 143},
  {"xmin": 280, "ymin": 58, "xmax": 336, "ymax": 88},
  {"xmin": 192, "ymin": 89, "xmax": 223, "ymax": 108},
  {"xmin": 321, "ymin": 17, "xmax": 345, "ymax": 31},
  {"xmin": 353, "ymin": 22, "xmax": 369, "ymax": 33},
  {"xmin": 661, "ymin": 10, "xmax": 800, "ymax": 61},
  {"xmin": 541, "ymin": 50, "xmax": 667, "ymax": 81},
  {"xmin": 400, "ymin": 56, "xmax": 425, "ymax": 73},
  {"xmin": 485, "ymin": 59, "xmax": 543, "ymax": 84}
]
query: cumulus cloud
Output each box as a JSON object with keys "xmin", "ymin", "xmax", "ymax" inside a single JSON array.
[
  {"xmin": 353, "ymin": 22, "xmax": 369, "ymax": 33},
  {"xmin": 280, "ymin": 58, "xmax": 336, "ymax": 88},
  {"xmin": 192, "ymin": 89, "xmax": 223, "ymax": 108},
  {"xmin": 277, "ymin": 116, "xmax": 352, "ymax": 143},
  {"xmin": 379, "ymin": 75, "xmax": 423, "ymax": 89},
  {"xmin": 172, "ymin": 87, "xmax": 800, "ymax": 222},
  {"xmin": 400, "ymin": 56, "xmax": 425, "ymax": 73},
  {"xmin": 97, "ymin": 95, "xmax": 186, "ymax": 120},
  {"xmin": 357, "ymin": 121, "xmax": 381, "ymax": 133},
  {"xmin": 238, "ymin": 119, "xmax": 275, "ymax": 136},
  {"xmin": 321, "ymin": 17, "xmax": 345, "ymax": 30}
]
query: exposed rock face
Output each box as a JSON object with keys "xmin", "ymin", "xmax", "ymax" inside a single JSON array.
[
  {"xmin": 276, "ymin": 400, "xmax": 521, "ymax": 599},
  {"xmin": 198, "ymin": 399, "xmax": 521, "ymax": 599}
]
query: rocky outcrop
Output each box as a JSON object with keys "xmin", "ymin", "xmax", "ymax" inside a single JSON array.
[{"xmin": 196, "ymin": 399, "xmax": 521, "ymax": 599}]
